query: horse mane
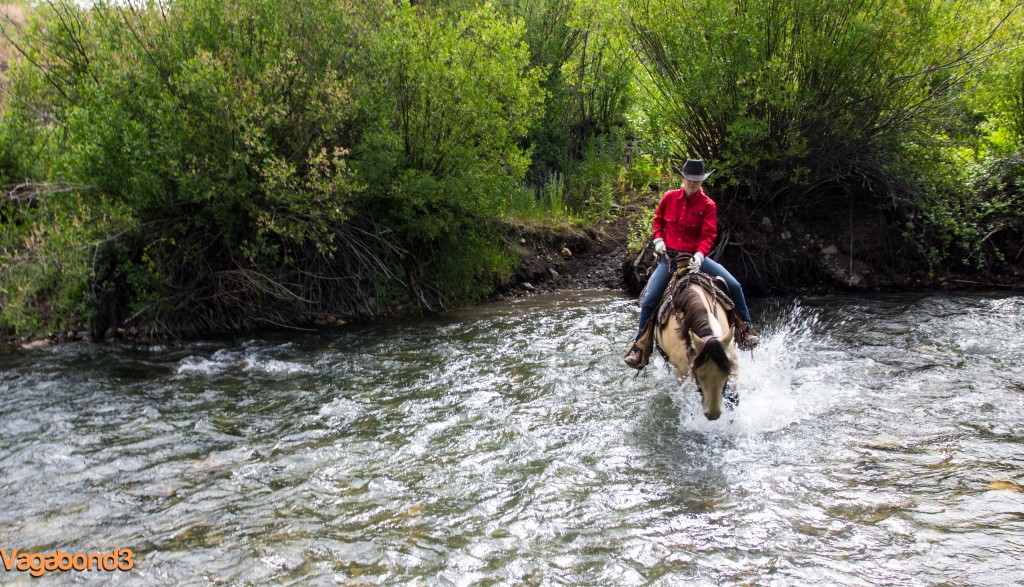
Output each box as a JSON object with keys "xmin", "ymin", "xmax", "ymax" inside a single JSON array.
[{"xmin": 674, "ymin": 282, "xmax": 734, "ymax": 377}]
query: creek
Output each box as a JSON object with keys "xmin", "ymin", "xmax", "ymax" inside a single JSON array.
[{"xmin": 1, "ymin": 291, "xmax": 1023, "ymax": 585}]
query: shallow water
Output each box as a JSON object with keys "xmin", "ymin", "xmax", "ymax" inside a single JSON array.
[{"xmin": 1, "ymin": 291, "xmax": 1023, "ymax": 585}]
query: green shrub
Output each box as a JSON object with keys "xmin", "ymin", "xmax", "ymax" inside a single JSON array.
[
  {"xmin": 627, "ymin": 0, "xmax": 1021, "ymax": 263},
  {"xmin": 505, "ymin": 0, "xmax": 637, "ymax": 203},
  {"xmin": 3, "ymin": 0, "xmax": 371, "ymax": 334},
  {"xmin": 627, "ymin": 0, "xmax": 1015, "ymax": 197},
  {"xmin": 627, "ymin": 203, "xmax": 656, "ymax": 255},
  {"xmin": 354, "ymin": 3, "xmax": 545, "ymax": 306},
  {"xmin": 0, "ymin": 188, "xmax": 132, "ymax": 335}
]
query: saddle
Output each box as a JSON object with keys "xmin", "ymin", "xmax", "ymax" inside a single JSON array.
[
  {"xmin": 656, "ymin": 271, "xmax": 736, "ymax": 329},
  {"xmin": 628, "ymin": 267, "xmax": 740, "ymax": 370}
]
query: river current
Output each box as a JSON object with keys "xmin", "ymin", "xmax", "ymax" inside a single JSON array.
[{"xmin": 1, "ymin": 291, "xmax": 1023, "ymax": 585}]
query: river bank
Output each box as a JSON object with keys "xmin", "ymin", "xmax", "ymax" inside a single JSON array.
[
  {"xmin": 499, "ymin": 194, "xmax": 1024, "ymax": 303},
  {"xmin": 2, "ymin": 217, "xmax": 632, "ymax": 350},
  {"xmin": 5, "ymin": 194, "xmax": 1024, "ymax": 351}
]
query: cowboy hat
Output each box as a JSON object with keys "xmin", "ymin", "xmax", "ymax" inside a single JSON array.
[{"xmin": 671, "ymin": 159, "xmax": 715, "ymax": 182}]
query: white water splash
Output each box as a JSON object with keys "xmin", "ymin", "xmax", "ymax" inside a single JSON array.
[
  {"xmin": 672, "ymin": 303, "xmax": 868, "ymax": 437},
  {"xmin": 175, "ymin": 348, "xmax": 313, "ymax": 376}
]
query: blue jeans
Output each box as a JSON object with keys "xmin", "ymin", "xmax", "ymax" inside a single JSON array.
[{"xmin": 635, "ymin": 255, "xmax": 753, "ymax": 340}]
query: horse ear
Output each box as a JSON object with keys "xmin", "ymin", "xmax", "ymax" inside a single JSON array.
[
  {"xmin": 689, "ymin": 330, "xmax": 705, "ymax": 352},
  {"xmin": 722, "ymin": 326, "xmax": 734, "ymax": 347}
]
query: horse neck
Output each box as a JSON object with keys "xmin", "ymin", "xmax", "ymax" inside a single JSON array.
[
  {"xmin": 686, "ymin": 285, "xmax": 735, "ymax": 378},
  {"xmin": 681, "ymin": 283, "xmax": 721, "ymax": 339}
]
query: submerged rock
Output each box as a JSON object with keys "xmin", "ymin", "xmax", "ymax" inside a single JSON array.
[{"xmin": 20, "ymin": 339, "xmax": 52, "ymax": 351}]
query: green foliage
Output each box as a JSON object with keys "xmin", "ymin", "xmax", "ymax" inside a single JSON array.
[
  {"xmin": 500, "ymin": 0, "xmax": 637, "ymax": 208},
  {"xmin": 627, "ymin": 201, "xmax": 656, "ymax": 254},
  {"xmin": 623, "ymin": 152, "xmax": 658, "ymax": 195},
  {"xmin": 358, "ymin": 4, "xmax": 543, "ymax": 206},
  {"xmin": 3, "ymin": 0, "xmax": 1024, "ymax": 336},
  {"xmin": 354, "ymin": 3, "xmax": 545, "ymax": 305},
  {"xmin": 0, "ymin": 0, "xmax": 563, "ymax": 332},
  {"xmin": 627, "ymin": 0, "xmax": 1024, "ymax": 263},
  {"xmin": 3, "ymin": 0, "xmax": 370, "ymax": 333},
  {"xmin": 427, "ymin": 227, "xmax": 516, "ymax": 307},
  {"xmin": 969, "ymin": 34, "xmax": 1024, "ymax": 157},
  {"xmin": 889, "ymin": 138, "xmax": 1024, "ymax": 270},
  {"xmin": 567, "ymin": 131, "xmax": 624, "ymax": 217},
  {"xmin": 627, "ymin": 0, "xmax": 1016, "ymax": 197},
  {"xmin": 0, "ymin": 105, "xmax": 45, "ymax": 184},
  {"xmin": 504, "ymin": 172, "xmax": 571, "ymax": 223},
  {"xmin": 0, "ymin": 189, "xmax": 133, "ymax": 335},
  {"xmin": 893, "ymin": 4, "xmax": 1024, "ymax": 267}
]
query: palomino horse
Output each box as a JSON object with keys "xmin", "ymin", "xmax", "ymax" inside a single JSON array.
[{"xmin": 654, "ymin": 269, "xmax": 739, "ymax": 420}]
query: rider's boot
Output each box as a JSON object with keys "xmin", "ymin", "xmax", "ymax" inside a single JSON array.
[
  {"xmin": 623, "ymin": 343, "xmax": 644, "ymax": 369},
  {"xmin": 624, "ymin": 321, "xmax": 655, "ymax": 369},
  {"xmin": 735, "ymin": 322, "xmax": 760, "ymax": 350}
]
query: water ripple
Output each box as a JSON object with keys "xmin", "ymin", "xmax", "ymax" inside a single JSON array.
[{"xmin": 1, "ymin": 292, "xmax": 1023, "ymax": 584}]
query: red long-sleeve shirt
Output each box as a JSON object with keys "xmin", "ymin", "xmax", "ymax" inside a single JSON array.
[{"xmin": 652, "ymin": 188, "xmax": 718, "ymax": 256}]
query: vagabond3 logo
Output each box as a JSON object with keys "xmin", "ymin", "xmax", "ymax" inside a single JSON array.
[{"xmin": 2, "ymin": 548, "xmax": 134, "ymax": 578}]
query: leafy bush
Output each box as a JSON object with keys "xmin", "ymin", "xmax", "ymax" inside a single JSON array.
[
  {"xmin": 3, "ymin": 0, "xmax": 376, "ymax": 335},
  {"xmin": 354, "ymin": 3, "xmax": 545, "ymax": 306},
  {"xmin": 627, "ymin": 0, "xmax": 1016, "ymax": 198},
  {"xmin": 503, "ymin": 0, "xmax": 637, "ymax": 208},
  {"xmin": 0, "ymin": 0, "xmax": 557, "ymax": 333},
  {"xmin": 970, "ymin": 29, "xmax": 1024, "ymax": 157},
  {"xmin": 627, "ymin": 0, "xmax": 1022, "ymax": 264},
  {"xmin": 627, "ymin": 198, "xmax": 656, "ymax": 254},
  {"xmin": 3, "ymin": 0, "xmax": 1023, "ymax": 336},
  {"xmin": 0, "ymin": 188, "xmax": 132, "ymax": 335}
]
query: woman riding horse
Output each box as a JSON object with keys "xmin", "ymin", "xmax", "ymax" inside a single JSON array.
[{"xmin": 624, "ymin": 159, "xmax": 758, "ymax": 369}]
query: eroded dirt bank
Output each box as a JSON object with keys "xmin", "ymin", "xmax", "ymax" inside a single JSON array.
[
  {"xmin": 499, "ymin": 196, "xmax": 1024, "ymax": 302},
  {"xmin": 493, "ymin": 217, "xmax": 631, "ymax": 299}
]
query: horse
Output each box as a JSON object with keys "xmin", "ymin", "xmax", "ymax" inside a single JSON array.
[{"xmin": 654, "ymin": 271, "xmax": 739, "ymax": 420}]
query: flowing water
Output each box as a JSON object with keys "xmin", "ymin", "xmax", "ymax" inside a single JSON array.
[{"xmin": 1, "ymin": 291, "xmax": 1023, "ymax": 586}]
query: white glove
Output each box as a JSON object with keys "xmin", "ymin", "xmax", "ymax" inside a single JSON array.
[
  {"xmin": 688, "ymin": 252, "xmax": 704, "ymax": 273},
  {"xmin": 653, "ymin": 238, "xmax": 666, "ymax": 255}
]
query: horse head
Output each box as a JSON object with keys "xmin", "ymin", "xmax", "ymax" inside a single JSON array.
[
  {"xmin": 688, "ymin": 327, "xmax": 735, "ymax": 420},
  {"xmin": 655, "ymin": 276, "xmax": 739, "ymax": 420}
]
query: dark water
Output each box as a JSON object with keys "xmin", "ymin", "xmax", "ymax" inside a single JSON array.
[{"xmin": 1, "ymin": 291, "xmax": 1023, "ymax": 585}]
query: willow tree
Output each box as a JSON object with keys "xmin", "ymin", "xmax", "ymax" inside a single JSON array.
[
  {"xmin": 627, "ymin": 0, "xmax": 1020, "ymax": 203},
  {"xmin": 352, "ymin": 3, "xmax": 546, "ymax": 306},
  {"xmin": 1, "ymin": 0, "xmax": 388, "ymax": 337},
  {"xmin": 952, "ymin": 24, "xmax": 1024, "ymax": 273}
]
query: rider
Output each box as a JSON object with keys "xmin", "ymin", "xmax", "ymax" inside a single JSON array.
[{"xmin": 624, "ymin": 159, "xmax": 759, "ymax": 369}]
